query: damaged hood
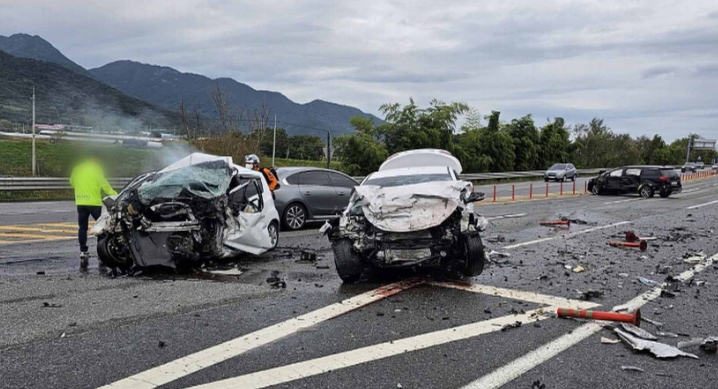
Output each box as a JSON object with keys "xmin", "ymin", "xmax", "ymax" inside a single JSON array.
[{"xmin": 355, "ymin": 181, "xmax": 470, "ymax": 232}]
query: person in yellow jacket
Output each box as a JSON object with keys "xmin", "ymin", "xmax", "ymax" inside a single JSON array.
[{"xmin": 70, "ymin": 156, "xmax": 117, "ymax": 271}]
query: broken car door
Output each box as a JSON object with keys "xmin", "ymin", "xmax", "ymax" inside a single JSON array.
[{"xmin": 225, "ymin": 176, "xmax": 274, "ymax": 254}]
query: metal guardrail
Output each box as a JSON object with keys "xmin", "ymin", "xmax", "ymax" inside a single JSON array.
[{"xmin": 0, "ymin": 169, "xmax": 610, "ymax": 192}]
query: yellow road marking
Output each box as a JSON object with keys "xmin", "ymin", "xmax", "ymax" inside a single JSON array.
[
  {"xmin": 0, "ymin": 226, "xmax": 78, "ymax": 234},
  {"xmin": 0, "ymin": 236, "xmax": 77, "ymax": 246},
  {"xmin": 0, "ymin": 232, "xmax": 64, "ymax": 239}
]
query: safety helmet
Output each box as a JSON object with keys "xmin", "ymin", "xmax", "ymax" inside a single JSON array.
[{"xmin": 244, "ymin": 154, "xmax": 260, "ymax": 164}]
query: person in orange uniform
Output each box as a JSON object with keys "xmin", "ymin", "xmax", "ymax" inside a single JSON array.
[{"xmin": 244, "ymin": 154, "xmax": 279, "ymax": 193}]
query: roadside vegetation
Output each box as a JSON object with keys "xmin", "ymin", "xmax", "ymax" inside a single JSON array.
[{"xmin": 333, "ymin": 100, "xmax": 717, "ymax": 175}]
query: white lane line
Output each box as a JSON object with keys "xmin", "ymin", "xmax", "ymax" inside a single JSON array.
[
  {"xmin": 502, "ymin": 221, "xmax": 632, "ymax": 249},
  {"xmin": 487, "ymin": 213, "xmax": 528, "ymax": 221},
  {"xmin": 461, "ymin": 252, "xmax": 717, "ymax": 389},
  {"xmin": 687, "ymin": 199, "xmax": 718, "ymax": 209},
  {"xmin": 186, "ymin": 310, "xmax": 546, "ymax": 389},
  {"xmin": 431, "ymin": 282, "xmax": 600, "ymax": 310},
  {"xmin": 603, "ymin": 197, "xmax": 643, "ymax": 205},
  {"xmin": 95, "ymin": 279, "xmax": 424, "ymax": 389}
]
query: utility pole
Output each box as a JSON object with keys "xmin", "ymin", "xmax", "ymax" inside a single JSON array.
[
  {"xmin": 31, "ymin": 87, "xmax": 36, "ymax": 176},
  {"xmin": 326, "ymin": 130, "xmax": 331, "ymax": 169},
  {"xmin": 272, "ymin": 114, "xmax": 277, "ymax": 167},
  {"xmin": 685, "ymin": 136, "xmax": 692, "ymax": 163}
]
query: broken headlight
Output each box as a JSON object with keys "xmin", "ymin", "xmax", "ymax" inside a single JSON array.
[{"xmin": 349, "ymin": 200, "xmax": 364, "ymax": 216}]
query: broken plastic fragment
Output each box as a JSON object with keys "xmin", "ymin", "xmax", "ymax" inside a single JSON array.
[
  {"xmin": 615, "ymin": 328, "xmax": 699, "ymax": 359},
  {"xmin": 621, "ymin": 323, "xmax": 658, "ymax": 340},
  {"xmin": 572, "ymin": 265, "xmax": 585, "ymax": 273},
  {"xmin": 620, "ymin": 366, "xmax": 645, "ymax": 372},
  {"xmin": 638, "ymin": 277, "xmax": 659, "ymax": 287},
  {"xmin": 612, "ymin": 304, "xmax": 630, "ymax": 312},
  {"xmin": 678, "ymin": 337, "xmax": 718, "ymax": 353},
  {"xmin": 642, "ymin": 317, "xmax": 664, "ymax": 329},
  {"xmin": 601, "ymin": 337, "xmax": 621, "ymax": 344}
]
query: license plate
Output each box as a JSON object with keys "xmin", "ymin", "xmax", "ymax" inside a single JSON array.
[{"xmin": 671, "ymin": 182, "xmax": 678, "ymax": 186}]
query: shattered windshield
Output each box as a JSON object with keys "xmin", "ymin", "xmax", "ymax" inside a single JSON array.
[
  {"xmin": 363, "ymin": 173, "xmax": 452, "ymax": 187},
  {"xmin": 137, "ymin": 160, "xmax": 234, "ymax": 204}
]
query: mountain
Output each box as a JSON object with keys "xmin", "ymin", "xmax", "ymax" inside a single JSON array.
[
  {"xmin": 0, "ymin": 34, "xmax": 91, "ymax": 77},
  {"xmin": 0, "ymin": 51, "xmax": 176, "ymax": 127},
  {"xmin": 90, "ymin": 60, "xmax": 379, "ymax": 136}
]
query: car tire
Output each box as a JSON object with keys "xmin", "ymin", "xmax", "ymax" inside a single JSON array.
[
  {"xmin": 571, "ymin": 175, "xmax": 576, "ymax": 182},
  {"xmin": 561, "ymin": 176, "xmax": 566, "ymax": 182},
  {"xmin": 282, "ymin": 203, "xmax": 307, "ymax": 230},
  {"xmin": 332, "ymin": 239, "xmax": 363, "ymax": 283},
  {"xmin": 639, "ymin": 185, "xmax": 654, "ymax": 198},
  {"xmin": 268, "ymin": 221, "xmax": 279, "ymax": 249},
  {"xmin": 544, "ymin": 177, "xmax": 549, "ymax": 182},
  {"xmin": 659, "ymin": 190, "xmax": 671, "ymax": 198},
  {"xmin": 97, "ymin": 234, "xmax": 132, "ymax": 270},
  {"xmin": 590, "ymin": 184, "xmax": 601, "ymax": 195},
  {"xmin": 462, "ymin": 234, "xmax": 486, "ymax": 277}
]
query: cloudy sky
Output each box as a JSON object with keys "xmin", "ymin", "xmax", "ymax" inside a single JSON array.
[{"xmin": 2, "ymin": 0, "xmax": 717, "ymax": 141}]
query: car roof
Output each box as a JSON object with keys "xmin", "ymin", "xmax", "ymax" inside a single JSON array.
[
  {"xmin": 621, "ymin": 165, "xmax": 672, "ymax": 169},
  {"xmin": 366, "ymin": 166, "xmax": 451, "ymax": 180},
  {"xmin": 275, "ymin": 167, "xmax": 356, "ymax": 180}
]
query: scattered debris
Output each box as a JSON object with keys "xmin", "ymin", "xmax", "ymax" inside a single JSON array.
[
  {"xmin": 60, "ymin": 332, "xmax": 66, "ymax": 338},
  {"xmin": 488, "ymin": 250, "xmax": 510, "ymax": 259},
  {"xmin": 577, "ymin": 289, "xmax": 604, "ymax": 301},
  {"xmin": 615, "ymin": 328, "xmax": 699, "ymax": 359},
  {"xmin": 678, "ymin": 337, "xmax": 718, "ymax": 353},
  {"xmin": 625, "ymin": 231, "xmax": 656, "ymax": 242},
  {"xmin": 501, "ymin": 321, "xmax": 522, "ymax": 332},
  {"xmin": 683, "ymin": 252, "xmax": 706, "ymax": 264},
  {"xmin": 266, "ymin": 272, "xmax": 286, "ymax": 289},
  {"xmin": 620, "ymin": 365, "xmax": 645, "ymax": 373},
  {"xmin": 36, "ymin": 271, "xmax": 46, "ymax": 275},
  {"xmin": 608, "ymin": 240, "xmax": 647, "ymax": 251},
  {"xmin": 557, "ymin": 308, "xmax": 640, "ymax": 326},
  {"xmin": 540, "ymin": 220, "xmax": 570, "ymax": 227},
  {"xmin": 42, "ymin": 302, "xmax": 63, "ymax": 308},
  {"xmin": 531, "ymin": 380, "xmax": 546, "ymax": 389},
  {"xmin": 656, "ymin": 332, "xmax": 679, "ymax": 338},
  {"xmin": 618, "ymin": 273, "xmax": 629, "ymax": 278},
  {"xmin": 660, "ymin": 289, "xmax": 676, "ymax": 298},
  {"xmin": 638, "ymin": 277, "xmax": 659, "ymax": 287},
  {"xmin": 298, "ymin": 250, "xmax": 317, "ymax": 263},
  {"xmin": 601, "ymin": 337, "xmax": 621, "ymax": 344},
  {"xmin": 315, "ymin": 264, "xmax": 330, "ymax": 270},
  {"xmin": 621, "ymin": 323, "xmax": 658, "ymax": 340},
  {"xmin": 273, "ymin": 250, "xmax": 293, "ymax": 259},
  {"xmin": 158, "ymin": 341, "xmax": 166, "ymax": 348},
  {"xmin": 642, "ymin": 317, "xmax": 664, "ymax": 329},
  {"xmin": 572, "ymin": 265, "xmax": 585, "ymax": 273},
  {"xmin": 612, "ymin": 304, "xmax": 630, "ymax": 312}
]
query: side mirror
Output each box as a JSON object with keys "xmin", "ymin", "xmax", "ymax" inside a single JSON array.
[{"xmin": 464, "ymin": 192, "xmax": 485, "ymax": 203}]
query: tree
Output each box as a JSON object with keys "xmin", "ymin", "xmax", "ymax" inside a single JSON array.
[
  {"xmin": 539, "ymin": 118, "xmax": 571, "ymax": 168},
  {"xmin": 334, "ymin": 115, "xmax": 389, "ymax": 175},
  {"xmin": 260, "ymin": 128, "xmax": 289, "ymax": 158},
  {"xmin": 507, "ymin": 114, "xmax": 540, "ymax": 171},
  {"xmin": 481, "ymin": 111, "xmax": 515, "ymax": 172},
  {"xmin": 211, "ymin": 83, "xmax": 234, "ymax": 132}
]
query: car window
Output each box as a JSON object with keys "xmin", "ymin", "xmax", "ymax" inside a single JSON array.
[
  {"xmin": 327, "ymin": 172, "xmax": 357, "ymax": 188},
  {"xmin": 549, "ymin": 164, "xmax": 566, "ymax": 170},
  {"xmin": 661, "ymin": 169, "xmax": 679, "ymax": 177},
  {"xmin": 641, "ymin": 169, "xmax": 659, "ymax": 177},
  {"xmin": 363, "ymin": 173, "xmax": 452, "ymax": 187},
  {"xmin": 299, "ymin": 171, "xmax": 332, "ymax": 186},
  {"xmin": 625, "ymin": 168, "xmax": 641, "ymax": 176},
  {"xmin": 609, "ymin": 169, "xmax": 623, "ymax": 177},
  {"xmin": 285, "ymin": 173, "xmax": 300, "ymax": 185},
  {"xmin": 568, "ymin": 164, "xmax": 574, "ymax": 169}
]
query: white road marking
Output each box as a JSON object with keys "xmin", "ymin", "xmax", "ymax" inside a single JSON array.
[
  {"xmin": 186, "ymin": 309, "xmax": 545, "ymax": 389},
  {"xmin": 431, "ymin": 282, "xmax": 600, "ymax": 310},
  {"xmin": 460, "ymin": 252, "xmax": 717, "ymax": 389},
  {"xmin": 687, "ymin": 199, "xmax": 718, "ymax": 209},
  {"xmin": 502, "ymin": 221, "xmax": 632, "ymax": 249},
  {"xmin": 487, "ymin": 213, "xmax": 528, "ymax": 221},
  {"xmin": 95, "ymin": 279, "xmax": 424, "ymax": 389},
  {"xmin": 603, "ymin": 197, "xmax": 643, "ymax": 205}
]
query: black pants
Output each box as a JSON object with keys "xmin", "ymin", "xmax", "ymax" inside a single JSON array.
[{"xmin": 77, "ymin": 205, "xmax": 102, "ymax": 252}]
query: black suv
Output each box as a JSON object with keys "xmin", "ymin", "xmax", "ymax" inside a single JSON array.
[{"xmin": 588, "ymin": 166, "xmax": 682, "ymax": 198}]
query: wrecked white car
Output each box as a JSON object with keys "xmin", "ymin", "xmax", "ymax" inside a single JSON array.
[
  {"xmin": 91, "ymin": 153, "xmax": 280, "ymax": 271},
  {"xmin": 323, "ymin": 149, "xmax": 487, "ymax": 283}
]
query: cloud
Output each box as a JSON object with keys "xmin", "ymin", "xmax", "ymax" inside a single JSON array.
[{"xmin": 0, "ymin": 0, "xmax": 717, "ymax": 141}]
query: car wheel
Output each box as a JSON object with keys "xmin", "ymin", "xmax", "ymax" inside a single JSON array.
[
  {"xmin": 571, "ymin": 174, "xmax": 576, "ymax": 182},
  {"xmin": 591, "ymin": 184, "xmax": 601, "ymax": 195},
  {"xmin": 97, "ymin": 234, "xmax": 132, "ymax": 270},
  {"xmin": 561, "ymin": 176, "xmax": 566, "ymax": 182},
  {"xmin": 267, "ymin": 221, "xmax": 279, "ymax": 249},
  {"xmin": 639, "ymin": 185, "xmax": 654, "ymax": 198},
  {"xmin": 461, "ymin": 234, "xmax": 486, "ymax": 277},
  {"xmin": 659, "ymin": 190, "xmax": 671, "ymax": 198},
  {"xmin": 283, "ymin": 203, "xmax": 306, "ymax": 230},
  {"xmin": 544, "ymin": 177, "xmax": 549, "ymax": 182},
  {"xmin": 331, "ymin": 239, "xmax": 363, "ymax": 283}
]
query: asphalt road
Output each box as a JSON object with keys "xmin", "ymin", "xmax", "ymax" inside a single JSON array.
[{"xmin": 2, "ymin": 176, "xmax": 718, "ymax": 389}]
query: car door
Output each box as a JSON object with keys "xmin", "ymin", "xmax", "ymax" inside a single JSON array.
[
  {"xmin": 298, "ymin": 171, "xmax": 338, "ymax": 217},
  {"xmin": 622, "ymin": 168, "xmax": 642, "ymax": 193},
  {"xmin": 326, "ymin": 172, "xmax": 358, "ymax": 214},
  {"xmin": 568, "ymin": 164, "xmax": 576, "ymax": 178},
  {"xmin": 225, "ymin": 176, "xmax": 273, "ymax": 254},
  {"xmin": 605, "ymin": 168, "xmax": 624, "ymax": 191}
]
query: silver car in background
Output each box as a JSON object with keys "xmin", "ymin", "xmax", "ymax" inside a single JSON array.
[
  {"xmin": 544, "ymin": 163, "xmax": 577, "ymax": 182},
  {"xmin": 274, "ymin": 167, "xmax": 359, "ymax": 230}
]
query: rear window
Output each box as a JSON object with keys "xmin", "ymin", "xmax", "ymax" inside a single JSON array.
[
  {"xmin": 661, "ymin": 169, "xmax": 679, "ymax": 177},
  {"xmin": 298, "ymin": 171, "xmax": 332, "ymax": 186},
  {"xmin": 363, "ymin": 173, "xmax": 452, "ymax": 188},
  {"xmin": 285, "ymin": 173, "xmax": 300, "ymax": 185}
]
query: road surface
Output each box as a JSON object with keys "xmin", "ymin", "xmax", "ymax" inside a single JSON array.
[{"xmin": 2, "ymin": 176, "xmax": 718, "ymax": 389}]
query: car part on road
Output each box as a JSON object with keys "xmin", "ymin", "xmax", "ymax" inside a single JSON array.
[
  {"xmin": 556, "ymin": 307, "xmax": 641, "ymax": 326},
  {"xmin": 607, "ymin": 240, "xmax": 648, "ymax": 251},
  {"xmin": 677, "ymin": 337, "xmax": 718, "ymax": 353},
  {"xmin": 615, "ymin": 328, "xmax": 699, "ymax": 359},
  {"xmin": 601, "ymin": 337, "xmax": 621, "ymax": 344},
  {"xmin": 325, "ymin": 149, "xmax": 488, "ymax": 282},
  {"xmin": 91, "ymin": 153, "xmax": 280, "ymax": 271},
  {"xmin": 539, "ymin": 220, "xmax": 570, "ymax": 227},
  {"xmin": 621, "ymin": 323, "xmax": 658, "ymax": 340},
  {"xmin": 620, "ymin": 366, "xmax": 645, "ymax": 373}
]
